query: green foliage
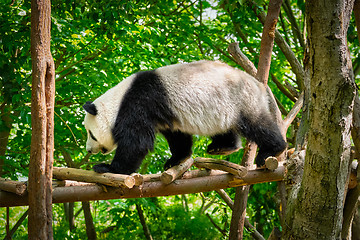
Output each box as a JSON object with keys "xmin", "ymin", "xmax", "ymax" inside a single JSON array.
[{"xmin": 1, "ymin": 0, "xmax": 359, "ymax": 239}]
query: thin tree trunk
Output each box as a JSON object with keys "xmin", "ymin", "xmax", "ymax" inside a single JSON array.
[
  {"xmin": 283, "ymin": 1, "xmax": 355, "ymax": 239},
  {"xmin": 4, "ymin": 209, "xmax": 29, "ymax": 240},
  {"xmin": 229, "ymin": 0, "xmax": 283, "ymax": 239},
  {"xmin": 136, "ymin": 203, "xmax": 153, "ymax": 240},
  {"xmin": 28, "ymin": 0, "xmax": 55, "ymax": 239},
  {"xmin": 228, "ymin": 143, "xmax": 256, "ymax": 240},
  {"xmin": 82, "ymin": 201, "xmax": 97, "ymax": 240}
]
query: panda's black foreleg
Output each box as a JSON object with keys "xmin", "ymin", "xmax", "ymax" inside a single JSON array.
[
  {"xmin": 93, "ymin": 124, "xmax": 156, "ymax": 174},
  {"xmin": 207, "ymin": 130, "xmax": 241, "ymax": 155},
  {"xmin": 161, "ymin": 130, "xmax": 193, "ymax": 170},
  {"xmin": 93, "ymin": 146, "xmax": 149, "ymax": 175}
]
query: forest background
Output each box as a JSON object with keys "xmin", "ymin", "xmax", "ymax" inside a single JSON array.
[{"xmin": 0, "ymin": 0, "xmax": 359, "ymax": 239}]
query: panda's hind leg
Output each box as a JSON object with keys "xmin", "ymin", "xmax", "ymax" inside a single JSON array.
[
  {"xmin": 207, "ymin": 130, "xmax": 242, "ymax": 155},
  {"xmin": 161, "ymin": 130, "xmax": 193, "ymax": 170},
  {"xmin": 237, "ymin": 114, "xmax": 287, "ymax": 167}
]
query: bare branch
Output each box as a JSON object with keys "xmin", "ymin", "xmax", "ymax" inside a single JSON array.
[
  {"xmin": 271, "ymin": 74, "xmax": 297, "ymax": 102},
  {"xmin": 282, "ymin": 92, "xmax": 304, "ymax": 134},
  {"xmin": 256, "ymin": 0, "xmax": 283, "ymax": 85},
  {"xmin": 249, "ymin": 0, "xmax": 305, "ymax": 90},
  {"xmin": 228, "ymin": 42, "xmax": 257, "ymax": 77}
]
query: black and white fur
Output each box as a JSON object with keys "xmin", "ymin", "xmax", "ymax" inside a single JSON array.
[{"xmin": 83, "ymin": 61, "xmax": 286, "ymax": 174}]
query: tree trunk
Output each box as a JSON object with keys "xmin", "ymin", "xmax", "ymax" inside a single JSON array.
[
  {"xmin": 28, "ymin": 0, "xmax": 55, "ymax": 239},
  {"xmin": 283, "ymin": 1, "xmax": 355, "ymax": 239},
  {"xmin": 229, "ymin": 0, "xmax": 283, "ymax": 239},
  {"xmin": 136, "ymin": 203, "xmax": 153, "ymax": 240},
  {"xmin": 82, "ymin": 201, "xmax": 97, "ymax": 240}
]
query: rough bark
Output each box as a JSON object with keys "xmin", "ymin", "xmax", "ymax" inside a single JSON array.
[
  {"xmin": 28, "ymin": 0, "xmax": 55, "ymax": 239},
  {"xmin": 283, "ymin": 1, "xmax": 355, "ymax": 239}
]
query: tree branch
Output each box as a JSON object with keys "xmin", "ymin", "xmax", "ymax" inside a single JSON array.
[
  {"xmin": 249, "ymin": 0, "xmax": 305, "ymax": 90},
  {"xmin": 229, "ymin": 1, "xmax": 283, "ymax": 239},
  {"xmin": 82, "ymin": 201, "xmax": 97, "ymax": 240},
  {"xmin": 216, "ymin": 189, "xmax": 266, "ymax": 240},
  {"xmin": 136, "ymin": 203, "xmax": 153, "ymax": 240}
]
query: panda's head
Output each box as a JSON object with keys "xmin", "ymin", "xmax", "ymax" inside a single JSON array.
[{"xmin": 83, "ymin": 101, "xmax": 117, "ymax": 155}]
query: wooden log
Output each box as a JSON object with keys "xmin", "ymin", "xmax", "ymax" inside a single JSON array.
[
  {"xmin": 0, "ymin": 165, "xmax": 286, "ymax": 207},
  {"xmin": 194, "ymin": 157, "xmax": 248, "ymax": 178},
  {"xmin": 53, "ymin": 180, "xmax": 96, "ymax": 187},
  {"xmin": 53, "ymin": 167, "xmax": 135, "ymax": 188},
  {"xmin": 130, "ymin": 173, "xmax": 144, "ymax": 186},
  {"xmin": 265, "ymin": 157, "xmax": 279, "ymax": 171},
  {"xmin": 0, "ymin": 178, "xmax": 27, "ymax": 196},
  {"xmin": 143, "ymin": 173, "xmax": 162, "ymax": 182},
  {"xmin": 143, "ymin": 169, "xmax": 229, "ymax": 183},
  {"xmin": 160, "ymin": 157, "xmax": 194, "ymax": 184}
]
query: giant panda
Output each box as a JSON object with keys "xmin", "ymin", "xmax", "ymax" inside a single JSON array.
[{"xmin": 83, "ymin": 60, "xmax": 287, "ymax": 174}]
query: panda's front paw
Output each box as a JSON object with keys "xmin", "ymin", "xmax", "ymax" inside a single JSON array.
[
  {"xmin": 93, "ymin": 163, "xmax": 112, "ymax": 173},
  {"xmin": 164, "ymin": 161, "xmax": 175, "ymax": 171},
  {"xmin": 164, "ymin": 157, "xmax": 182, "ymax": 171}
]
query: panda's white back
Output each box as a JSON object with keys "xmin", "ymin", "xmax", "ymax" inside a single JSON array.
[
  {"xmin": 155, "ymin": 60, "xmax": 270, "ymax": 136},
  {"xmin": 91, "ymin": 60, "xmax": 270, "ymax": 137}
]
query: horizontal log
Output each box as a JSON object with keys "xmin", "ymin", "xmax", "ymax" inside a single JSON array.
[
  {"xmin": 0, "ymin": 177, "xmax": 27, "ymax": 196},
  {"xmin": 0, "ymin": 165, "xmax": 285, "ymax": 207},
  {"xmin": 53, "ymin": 167, "xmax": 135, "ymax": 188},
  {"xmin": 53, "ymin": 180, "xmax": 96, "ymax": 187}
]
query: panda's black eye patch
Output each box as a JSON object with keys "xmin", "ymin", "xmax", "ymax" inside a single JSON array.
[{"xmin": 89, "ymin": 130, "xmax": 98, "ymax": 141}]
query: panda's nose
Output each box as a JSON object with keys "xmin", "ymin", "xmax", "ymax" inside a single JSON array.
[{"xmin": 87, "ymin": 150, "xmax": 92, "ymax": 154}]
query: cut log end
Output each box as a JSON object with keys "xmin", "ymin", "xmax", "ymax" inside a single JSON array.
[
  {"xmin": 265, "ymin": 157, "xmax": 279, "ymax": 171},
  {"xmin": 130, "ymin": 173, "xmax": 144, "ymax": 186},
  {"xmin": 160, "ymin": 172, "xmax": 174, "ymax": 185},
  {"xmin": 124, "ymin": 176, "xmax": 136, "ymax": 189}
]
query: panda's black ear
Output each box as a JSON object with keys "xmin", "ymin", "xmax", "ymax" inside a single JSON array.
[{"xmin": 83, "ymin": 101, "xmax": 98, "ymax": 115}]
